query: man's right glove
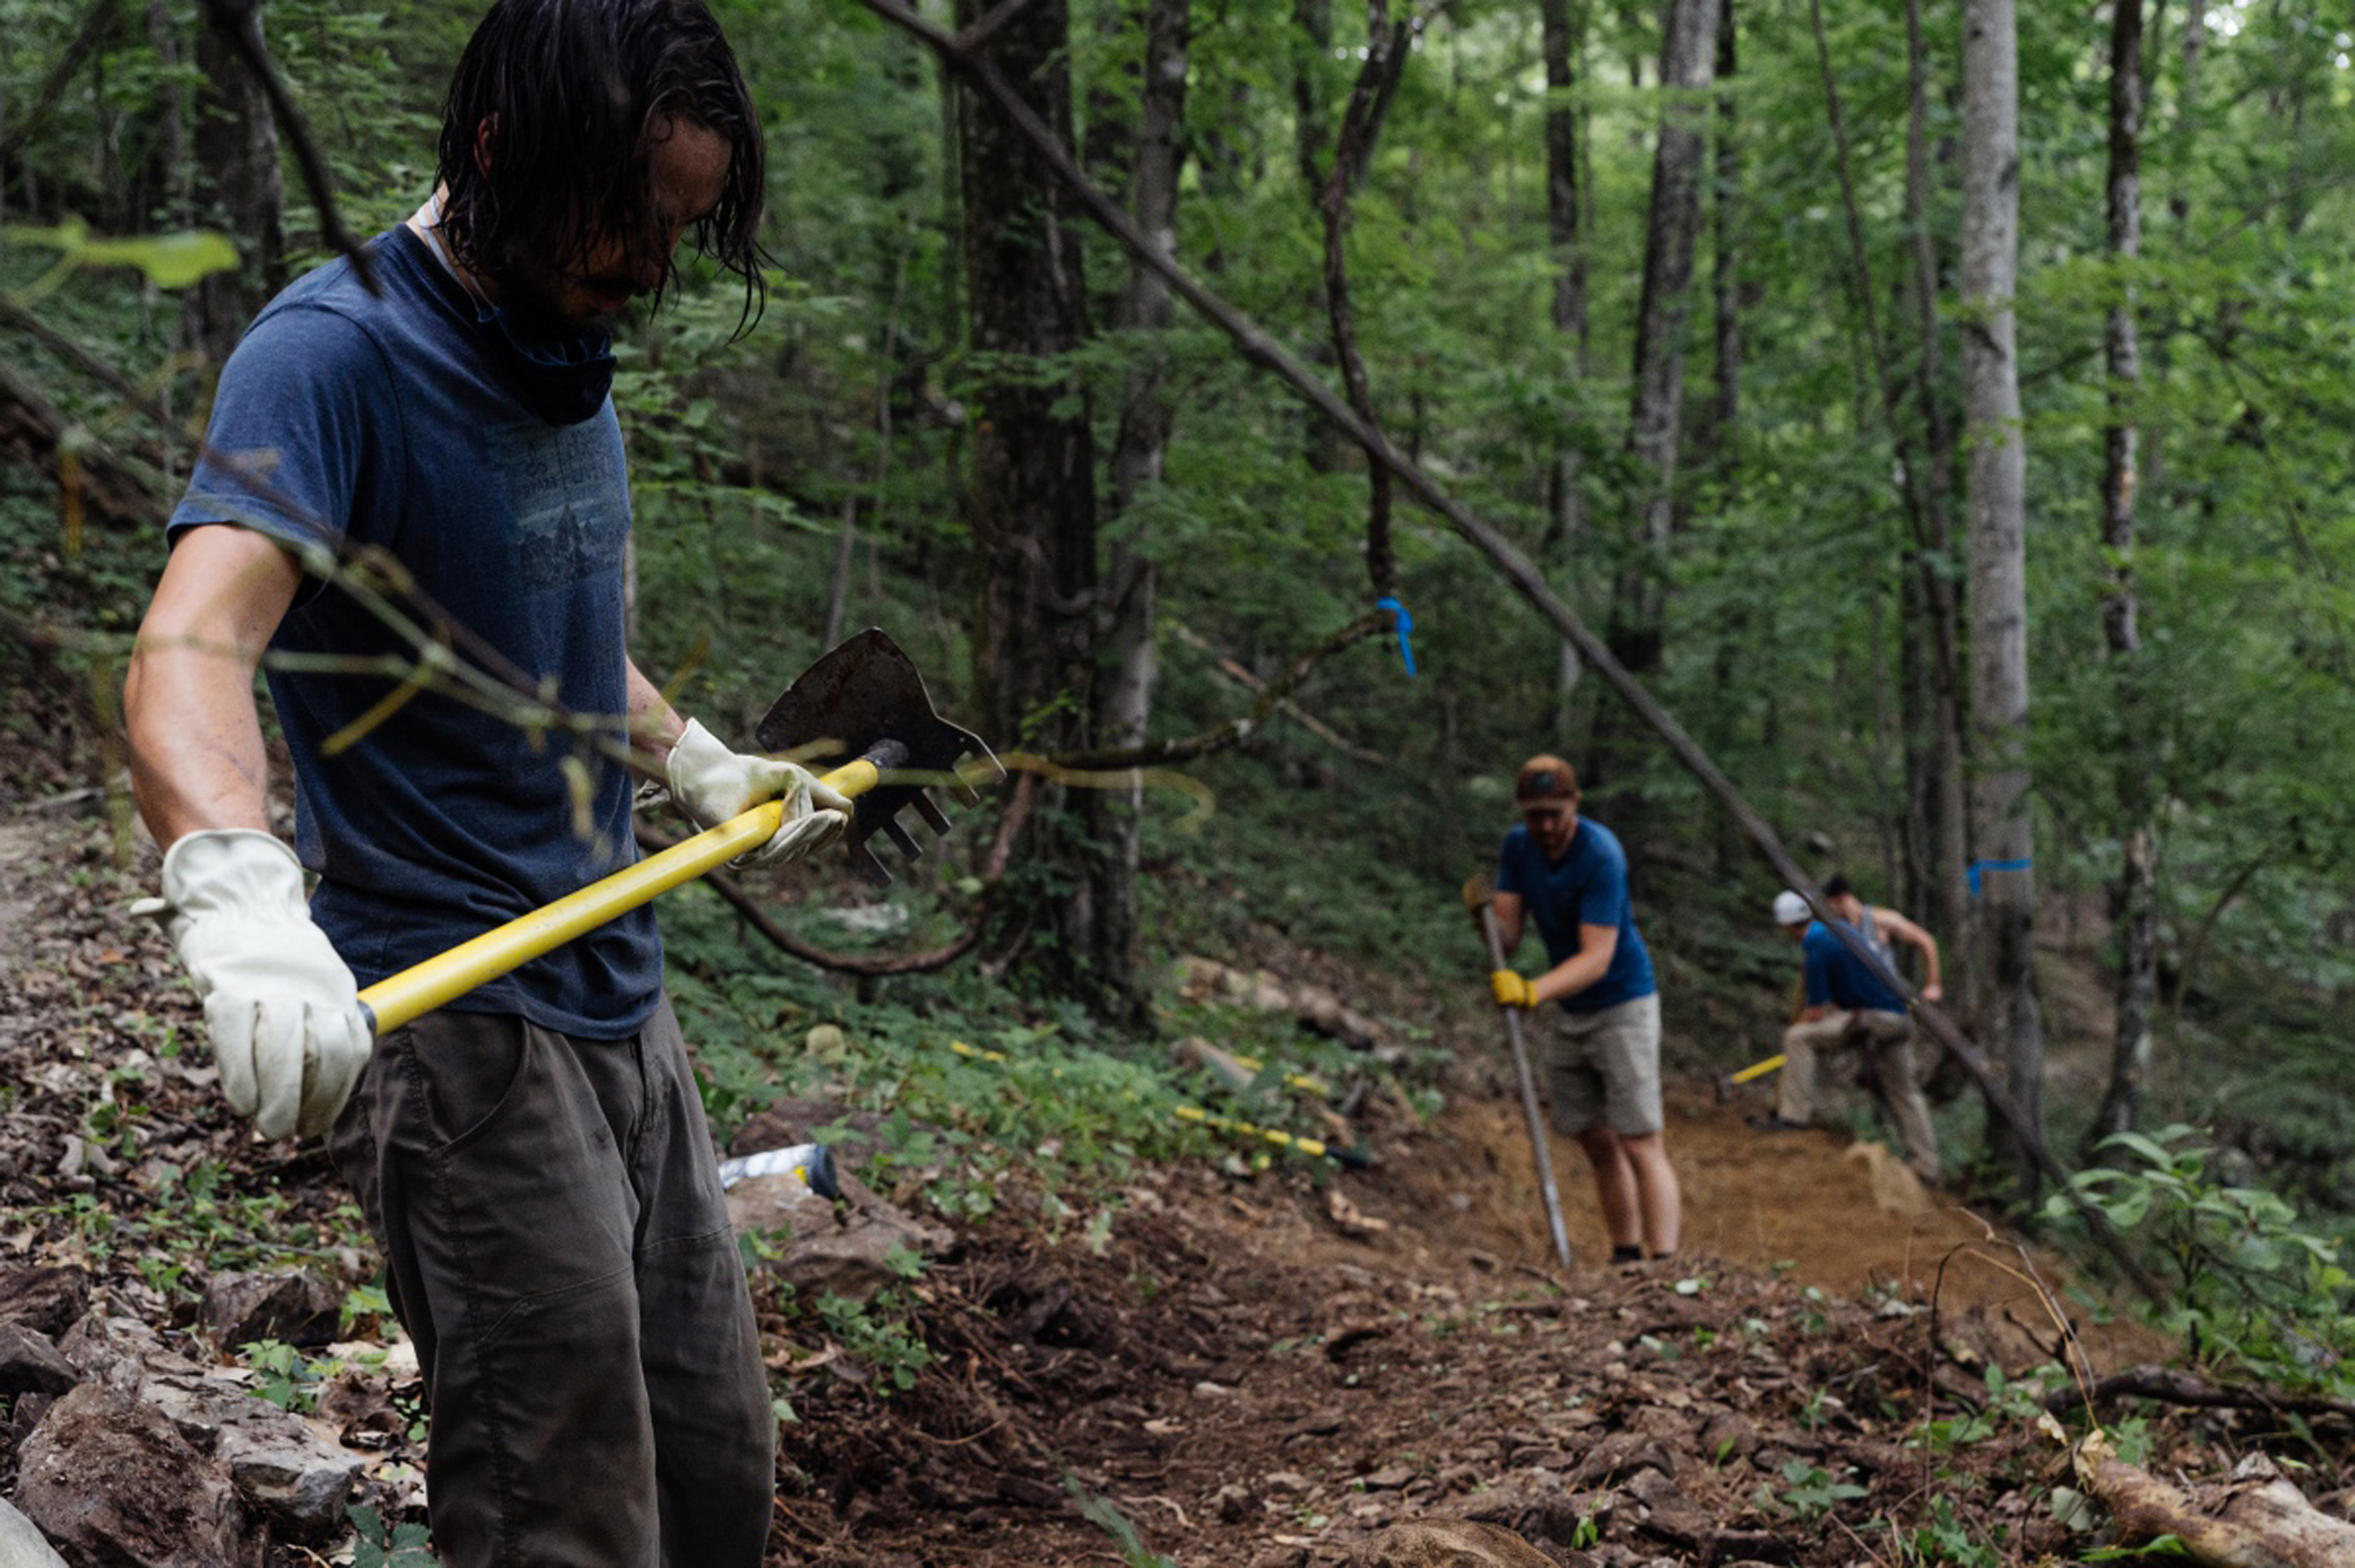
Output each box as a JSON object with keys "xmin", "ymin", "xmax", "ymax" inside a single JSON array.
[
  {"xmin": 664, "ymin": 719, "xmax": 852, "ymax": 867},
  {"xmin": 142, "ymin": 830, "xmax": 372, "ymax": 1140},
  {"xmin": 1491, "ymin": 969, "xmax": 1540, "ymax": 1009}
]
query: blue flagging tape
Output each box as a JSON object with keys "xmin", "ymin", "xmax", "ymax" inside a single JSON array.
[
  {"xmin": 1375, "ymin": 596, "xmax": 1416, "ymax": 676},
  {"xmin": 1968, "ymin": 857, "xmax": 2033, "ymax": 897}
]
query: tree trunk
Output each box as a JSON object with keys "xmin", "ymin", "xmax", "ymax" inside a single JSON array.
[
  {"xmin": 1703, "ymin": 0, "xmax": 1744, "ymax": 877},
  {"xmin": 1590, "ymin": 0, "xmax": 1721, "ymax": 858},
  {"xmin": 1093, "ymin": 0, "xmax": 1191, "ymax": 1025},
  {"xmin": 184, "ymin": 11, "xmax": 283, "ymax": 370},
  {"xmin": 1539, "ymin": 0, "xmax": 1594, "ymax": 733},
  {"xmin": 2088, "ymin": 0, "xmax": 2156, "ymax": 1154},
  {"xmin": 1961, "ymin": 0, "xmax": 2043, "ymax": 1198},
  {"xmin": 1900, "ymin": 0, "xmax": 1970, "ymax": 968},
  {"xmin": 1539, "ymin": 0, "xmax": 1590, "ymax": 552},
  {"xmin": 955, "ymin": 0, "xmax": 1109, "ymax": 1004}
]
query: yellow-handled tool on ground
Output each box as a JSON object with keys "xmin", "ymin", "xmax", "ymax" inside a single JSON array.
[{"xmin": 358, "ymin": 629, "xmax": 999, "ymax": 1036}]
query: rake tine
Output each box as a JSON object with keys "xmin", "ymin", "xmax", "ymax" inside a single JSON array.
[
  {"xmin": 912, "ymin": 794, "xmax": 954, "ymax": 837},
  {"xmin": 882, "ymin": 815, "xmax": 925, "ymax": 862},
  {"xmin": 847, "ymin": 841, "xmax": 892, "ymax": 887}
]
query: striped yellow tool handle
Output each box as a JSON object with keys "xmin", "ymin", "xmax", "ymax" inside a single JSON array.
[{"xmin": 357, "ymin": 757, "xmax": 882, "ymax": 1036}]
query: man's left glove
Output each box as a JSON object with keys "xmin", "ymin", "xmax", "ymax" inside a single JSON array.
[
  {"xmin": 143, "ymin": 830, "xmax": 372, "ymax": 1140},
  {"xmin": 665, "ymin": 718, "xmax": 853, "ymax": 867},
  {"xmin": 1491, "ymin": 969, "xmax": 1540, "ymax": 1009}
]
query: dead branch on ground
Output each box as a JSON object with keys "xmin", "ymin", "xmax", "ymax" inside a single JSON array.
[{"xmin": 2075, "ymin": 1439, "xmax": 2355, "ymax": 1567}]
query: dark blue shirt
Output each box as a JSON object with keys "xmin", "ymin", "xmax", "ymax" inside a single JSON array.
[
  {"xmin": 1494, "ymin": 817, "xmax": 1656, "ymax": 1012},
  {"xmin": 168, "ymin": 224, "xmax": 658, "ymax": 1037},
  {"xmin": 1802, "ymin": 921, "xmax": 1908, "ymax": 1015}
]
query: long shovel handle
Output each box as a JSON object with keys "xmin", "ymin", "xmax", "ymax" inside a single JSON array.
[
  {"xmin": 1474, "ymin": 903, "xmax": 1576, "ymax": 1274},
  {"xmin": 356, "ymin": 757, "xmax": 882, "ymax": 1036}
]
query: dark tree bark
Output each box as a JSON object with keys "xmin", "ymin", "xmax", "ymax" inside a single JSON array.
[
  {"xmin": 1539, "ymin": 0, "xmax": 1593, "ymax": 729},
  {"xmin": 184, "ymin": 12, "xmax": 284, "ymax": 369},
  {"xmin": 954, "ymin": 0, "xmax": 1111, "ymax": 1004},
  {"xmin": 1900, "ymin": 0, "xmax": 1970, "ymax": 969},
  {"xmin": 1589, "ymin": 0, "xmax": 1721, "ymax": 859},
  {"xmin": 1317, "ymin": 2, "xmax": 1418, "ymax": 603},
  {"xmin": 1702, "ymin": 0, "xmax": 1745, "ymax": 877},
  {"xmin": 1962, "ymin": 0, "xmax": 2044, "ymax": 1199},
  {"xmin": 2088, "ymin": 0, "xmax": 2157, "ymax": 1154},
  {"xmin": 1093, "ymin": 0, "xmax": 1192, "ymax": 1025}
]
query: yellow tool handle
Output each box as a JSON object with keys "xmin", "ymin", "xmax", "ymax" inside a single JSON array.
[{"xmin": 358, "ymin": 757, "xmax": 881, "ymax": 1036}]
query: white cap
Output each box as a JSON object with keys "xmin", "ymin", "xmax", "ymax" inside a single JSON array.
[{"xmin": 1772, "ymin": 890, "xmax": 1810, "ymax": 926}]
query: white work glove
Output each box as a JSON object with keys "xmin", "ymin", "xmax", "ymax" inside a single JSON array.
[
  {"xmin": 664, "ymin": 718, "xmax": 852, "ymax": 867},
  {"xmin": 139, "ymin": 830, "xmax": 371, "ymax": 1140}
]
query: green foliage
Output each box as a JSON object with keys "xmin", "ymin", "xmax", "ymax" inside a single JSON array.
[
  {"xmin": 1063, "ymin": 1477, "xmax": 1181, "ymax": 1568},
  {"xmin": 1903, "ymin": 1494, "xmax": 2007, "ymax": 1567},
  {"xmin": 812, "ymin": 1288, "xmax": 933, "ymax": 1395},
  {"xmin": 347, "ymin": 1503, "xmax": 436, "ymax": 1568},
  {"xmin": 9, "ymin": 220, "xmax": 239, "ymax": 289},
  {"xmin": 2049, "ymin": 1126, "xmax": 2355, "ymax": 1393},
  {"xmin": 239, "ymin": 1339, "xmax": 328, "ymax": 1415},
  {"xmin": 1758, "ymin": 1459, "xmax": 1868, "ymax": 1524}
]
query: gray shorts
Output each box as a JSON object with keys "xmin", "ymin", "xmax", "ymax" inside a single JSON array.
[{"xmin": 1536, "ymin": 991, "xmax": 1663, "ymax": 1137}]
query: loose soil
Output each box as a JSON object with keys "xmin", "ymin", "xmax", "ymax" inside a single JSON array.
[{"xmin": 0, "ymin": 780, "xmax": 2248, "ymax": 1568}]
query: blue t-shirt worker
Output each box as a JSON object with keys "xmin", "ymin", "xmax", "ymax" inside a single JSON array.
[
  {"xmin": 1762, "ymin": 888, "xmax": 1942, "ymax": 1183},
  {"xmin": 121, "ymin": 4, "xmax": 846, "ymax": 1563},
  {"xmin": 1489, "ymin": 753, "xmax": 1682, "ymax": 1265}
]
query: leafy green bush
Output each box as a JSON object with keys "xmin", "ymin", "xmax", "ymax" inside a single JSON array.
[{"xmin": 2048, "ymin": 1125, "xmax": 2355, "ymax": 1393}]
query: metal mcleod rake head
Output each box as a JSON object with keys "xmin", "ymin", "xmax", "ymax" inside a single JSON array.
[{"xmin": 756, "ymin": 628, "xmax": 1002, "ymax": 884}]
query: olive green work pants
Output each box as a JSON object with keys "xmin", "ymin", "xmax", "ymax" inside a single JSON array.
[{"xmin": 328, "ymin": 997, "xmax": 772, "ymax": 1567}]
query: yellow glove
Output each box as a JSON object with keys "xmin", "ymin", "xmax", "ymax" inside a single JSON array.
[{"xmin": 1490, "ymin": 969, "xmax": 1539, "ymax": 1009}]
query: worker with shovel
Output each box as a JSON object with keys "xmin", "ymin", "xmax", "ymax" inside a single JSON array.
[
  {"xmin": 122, "ymin": 3, "xmax": 831, "ymax": 1563},
  {"xmin": 1484, "ymin": 755, "xmax": 1682, "ymax": 1264}
]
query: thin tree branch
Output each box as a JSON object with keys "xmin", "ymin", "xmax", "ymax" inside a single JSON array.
[
  {"xmin": 1053, "ymin": 614, "xmax": 1384, "ymax": 769},
  {"xmin": 1170, "ymin": 623, "xmax": 1383, "ymax": 763}
]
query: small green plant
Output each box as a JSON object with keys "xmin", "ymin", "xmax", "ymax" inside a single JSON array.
[
  {"xmin": 1904, "ymin": 1493, "xmax": 2006, "ymax": 1566},
  {"xmin": 348, "ymin": 1502, "xmax": 436, "ymax": 1567},
  {"xmin": 815, "ymin": 1289, "xmax": 933, "ymax": 1394},
  {"xmin": 241, "ymin": 1339, "xmax": 330, "ymax": 1414},
  {"xmin": 1064, "ymin": 1476, "xmax": 1178, "ymax": 1568},
  {"xmin": 1761, "ymin": 1460, "xmax": 1867, "ymax": 1523}
]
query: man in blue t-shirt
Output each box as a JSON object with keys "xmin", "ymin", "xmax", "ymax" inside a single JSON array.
[
  {"xmin": 1488, "ymin": 754, "xmax": 1682, "ymax": 1264},
  {"xmin": 121, "ymin": 5, "xmax": 838, "ymax": 1563},
  {"xmin": 1763, "ymin": 890, "xmax": 1942, "ymax": 1182}
]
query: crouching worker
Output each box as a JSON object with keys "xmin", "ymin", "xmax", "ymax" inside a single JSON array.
[{"xmin": 1763, "ymin": 890, "xmax": 1941, "ymax": 1183}]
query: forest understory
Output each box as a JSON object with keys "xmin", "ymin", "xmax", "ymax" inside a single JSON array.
[{"xmin": 0, "ymin": 724, "xmax": 2344, "ymax": 1568}]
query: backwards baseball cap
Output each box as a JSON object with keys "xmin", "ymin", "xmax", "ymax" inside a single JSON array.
[
  {"xmin": 1772, "ymin": 889, "xmax": 1810, "ymax": 926},
  {"xmin": 1515, "ymin": 754, "xmax": 1579, "ymax": 804}
]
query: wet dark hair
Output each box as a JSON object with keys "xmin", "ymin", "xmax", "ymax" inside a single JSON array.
[
  {"xmin": 1824, "ymin": 873, "xmax": 1855, "ymax": 899},
  {"xmin": 436, "ymin": 0, "xmax": 768, "ymax": 332}
]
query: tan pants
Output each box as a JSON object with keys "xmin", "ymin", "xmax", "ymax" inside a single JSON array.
[{"xmin": 1777, "ymin": 1008, "xmax": 1941, "ymax": 1181}]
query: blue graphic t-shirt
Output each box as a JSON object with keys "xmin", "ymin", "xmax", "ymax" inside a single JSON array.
[
  {"xmin": 1801, "ymin": 921, "xmax": 1908, "ymax": 1016},
  {"xmin": 167, "ymin": 224, "xmax": 658, "ymax": 1037},
  {"xmin": 1494, "ymin": 817, "xmax": 1656, "ymax": 1012}
]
